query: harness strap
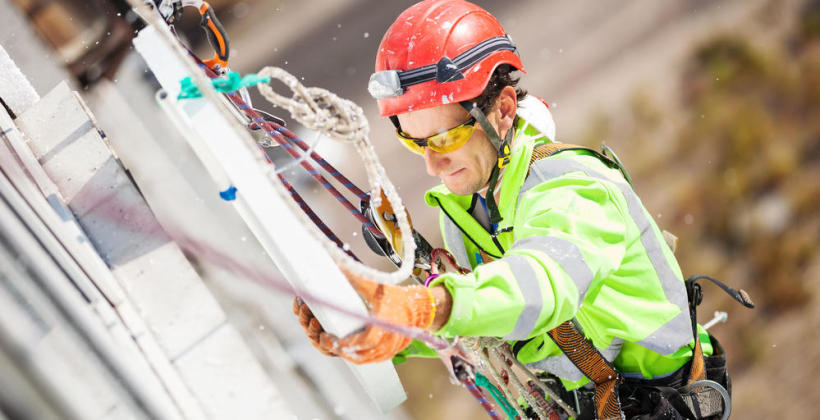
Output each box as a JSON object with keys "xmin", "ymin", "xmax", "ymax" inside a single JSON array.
[
  {"xmin": 685, "ymin": 274, "xmax": 753, "ymax": 386},
  {"xmin": 547, "ymin": 321, "xmax": 623, "ymax": 420},
  {"xmin": 528, "ymin": 142, "xmax": 621, "ymax": 169},
  {"xmin": 688, "ymin": 335, "xmax": 707, "ymax": 384}
]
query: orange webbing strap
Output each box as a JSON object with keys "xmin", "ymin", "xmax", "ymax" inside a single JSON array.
[
  {"xmin": 528, "ymin": 142, "xmax": 635, "ymax": 191},
  {"xmin": 528, "ymin": 143, "xmax": 626, "ymax": 178},
  {"xmin": 528, "ymin": 143, "xmax": 593, "ymax": 165},
  {"xmin": 478, "ymin": 249, "xmax": 495, "ymax": 264},
  {"xmin": 688, "ymin": 334, "xmax": 706, "ymax": 384},
  {"xmin": 547, "ymin": 321, "xmax": 623, "ymax": 420}
]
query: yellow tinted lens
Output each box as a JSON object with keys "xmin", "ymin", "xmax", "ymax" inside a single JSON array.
[
  {"xmin": 396, "ymin": 132, "xmax": 425, "ymax": 155},
  {"xmin": 428, "ymin": 124, "xmax": 476, "ymax": 153}
]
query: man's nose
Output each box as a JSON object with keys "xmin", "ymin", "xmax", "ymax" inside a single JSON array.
[{"xmin": 423, "ymin": 147, "xmax": 448, "ymax": 177}]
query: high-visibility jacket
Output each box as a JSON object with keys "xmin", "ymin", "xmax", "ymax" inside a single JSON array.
[{"xmin": 401, "ymin": 96, "xmax": 712, "ymax": 391}]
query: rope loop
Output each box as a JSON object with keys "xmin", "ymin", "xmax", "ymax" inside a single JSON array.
[
  {"xmin": 257, "ymin": 66, "xmax": 367, "ymax": 143},
  {"xmin": 255, "ymin": 65, "xmax": 415, "ymax": 285}
]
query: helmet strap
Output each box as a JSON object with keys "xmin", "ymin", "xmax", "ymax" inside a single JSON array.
[
  {"xmin": 484, "ymin": 164, "xmax": 503, "ymax": 225},
  {"xmin": 460, "ymin": 102, "xmax": 513, "ymax": 226}
]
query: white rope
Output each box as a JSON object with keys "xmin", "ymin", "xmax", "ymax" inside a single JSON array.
[
  {"xmin": 499, "ymin": 344, "xmax": 578, "ymax": 418},
  {"xmin": 481, "ymin": 345, "xmax": 530, "ymax": 420},
  {"xmin": 475, "ymin": 337, "xmax": 578, "ymax": 419},
  {"xmin": 496, "ymin": 344, "xmax": 547, "ymax": 420},
  {"xmin": 255, "ymin": 66, "xmax": 415, "ymax": 284}
]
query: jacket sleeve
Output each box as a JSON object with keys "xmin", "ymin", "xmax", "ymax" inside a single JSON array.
[
  {"xmin": 429, "ymin": 170, "xmax": 631, "ymax": 340},
  {"xmin": 392, "ymin": 339, "xmax": 439, "ymax": 365}
]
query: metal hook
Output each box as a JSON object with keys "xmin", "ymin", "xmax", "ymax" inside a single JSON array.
[{"xmin": 680, "ymin": 379, "xmax": 731, "ymax": 420}]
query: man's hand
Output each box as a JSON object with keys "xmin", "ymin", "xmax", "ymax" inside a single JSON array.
[
  {"xmin": 292, "ymin": 297, "xmax": 338, "ymax": 356},
  {"xmin": 292, "ymin": 268, "xmax": 453, "ymax": 364},
  {"xmin": 319, "ymin": 268, "xmax": 436, "ymax": 364}
]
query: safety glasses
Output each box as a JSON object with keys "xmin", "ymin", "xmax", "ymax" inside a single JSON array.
[{"xmin": 392, "ymin": 116, "xmax": 478, "ymax": 155}]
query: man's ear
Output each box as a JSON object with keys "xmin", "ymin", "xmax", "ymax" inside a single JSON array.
[{"xmin": 495, "ymin": 85, "xmax": 518, "ymax": 136}]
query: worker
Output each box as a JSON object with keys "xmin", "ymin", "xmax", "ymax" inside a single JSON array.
[{"xmin": 294, "ymin": 1, "xmax": 733, "ymax": 418}]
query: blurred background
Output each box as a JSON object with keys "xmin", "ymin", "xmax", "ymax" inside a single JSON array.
[{"xmin": 2, "ymin": 0, "xmax": 819, "ymax": 418}]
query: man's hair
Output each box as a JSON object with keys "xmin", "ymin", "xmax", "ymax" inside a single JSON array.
[{"xmin": 470, "ymin": 64, "xmax": 527, "ymax": 112}]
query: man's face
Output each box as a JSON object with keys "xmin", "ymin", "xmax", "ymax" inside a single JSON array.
[{"xmin": 397, "ymin": 103, "xmax": 497, "ymax": 195}]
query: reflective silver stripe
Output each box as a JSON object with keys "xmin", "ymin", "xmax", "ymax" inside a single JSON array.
[
  {"xmin": 442, "ymin": 216, "xmax": 471, "ymax": 269},
  {"xmin": 527, "ymin": 337, "xmax": 624, "ymax": 382},
  {"xmin": 503, "ymin": 254, "xmax": 543, "ymax": 340},
  {"xmin": 512, "ymin": 236, "xmax": 594, "ymax": 300},
  {"xmin": 521, "ymin": 158, "xmax": 691, "ymax": 355}
]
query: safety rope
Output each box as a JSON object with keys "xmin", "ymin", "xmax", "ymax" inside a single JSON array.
[
  {"xmin": 500, "ymin": 344, "xmax": 576, "ymax": 418},
  {"xmin": 252, "ymin": 66, "xmax": 417, "ymax": 284},
  {"xmin": 186, "ymin": 57, "xmax": 416, "ymax": 283},
  {"xmin": 498, "ymin": 345, "xmax": 547, "ymax": 420},
  {"xmin": 475, "ymin": 372, "xmax": 518, "ymax": 420},
  {"xmin": 276, "ymin": 172, "xmax": 359, "ymax": 261},
  {"xmin": 250, "ymin": 119, "xmax": 368, "ymax": 200},
  {"xmin": 181, "ymin": 65, "xmax": 383, "ymax": 240},
  {"xmin": 463, "ymin": 377, "xmax": 504, "ymax": 420},
  {"xmin": 450, "ymin": 355, "xmax": 504, "ymax": 420},
  {"xmin": 251, "ymin": 115, "xmax": 383, "ymax": 238},
  {"xmin": 482, "ymin": 346, "xmax": 529, "ymax": 420}
]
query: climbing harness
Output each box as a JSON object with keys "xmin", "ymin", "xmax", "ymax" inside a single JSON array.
[
  {"xmin": 509, "ymin": 144, "xmax": 752, "ymax": 420},
  {"xmin": 421, "ymin": 144, "xmax": 753, "ymax": 420}
]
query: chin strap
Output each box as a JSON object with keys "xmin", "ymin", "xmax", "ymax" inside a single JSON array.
[{"xmin": 461, "ymin": 102, "xmax": 513, "ymax": 226}]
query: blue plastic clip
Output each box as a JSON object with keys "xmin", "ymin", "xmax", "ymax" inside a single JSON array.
[{"xmin": 219, "ymin": 186, "xmax": 238, "ymax": 201}]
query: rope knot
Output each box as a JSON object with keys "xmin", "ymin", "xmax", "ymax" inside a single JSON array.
[{"xmin": 256, "ymin": 66, "xmax": 368, "ymax": 143}]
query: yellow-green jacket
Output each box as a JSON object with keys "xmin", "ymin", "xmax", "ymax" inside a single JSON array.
[{"xmin": 400, "ymin": 97, "xmax": 712, "ymax": 390}]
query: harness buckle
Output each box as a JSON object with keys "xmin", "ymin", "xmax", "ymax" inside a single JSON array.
[{"xmin": 497, "ymin": 155, "xmax": 510, "ymax": 169}]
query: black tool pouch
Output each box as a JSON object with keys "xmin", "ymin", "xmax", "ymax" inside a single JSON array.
[{"xmin": 619, "ymin": 336, "xmax": 731, "ymax": 420}]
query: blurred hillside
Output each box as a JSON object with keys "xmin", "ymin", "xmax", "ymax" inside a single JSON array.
[{"xmin": 577, "ymin": 1, "xmax": 820, "ymax": 417}]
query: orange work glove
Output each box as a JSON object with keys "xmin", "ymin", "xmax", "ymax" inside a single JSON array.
[
  {"xmin": 292, "ymin": 297, "xmax": 337, "ymax": 357},
  {"xmin": 320, "ymin": 268, "xmax": 436, "ymax": 364}
]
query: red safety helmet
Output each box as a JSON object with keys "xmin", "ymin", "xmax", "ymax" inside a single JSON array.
[{"xmin": 369, "ymin": 0, "xmax": 524, "ymax": 117}]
